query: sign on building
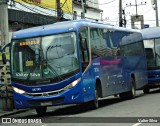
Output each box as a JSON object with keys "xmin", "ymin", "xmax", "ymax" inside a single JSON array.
[
  {"xmin": 15, "ymin": 0, "xmax": 73, "ymax": 13},
  {"xmin": 144, "ymin": 24, "xmax": 149, "ymax": 29}
]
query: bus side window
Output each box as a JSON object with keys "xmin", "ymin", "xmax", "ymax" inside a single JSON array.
[
  {"xmin": 79, "ymin": 28, "xmax": 89, "ymax": 72},
  {"xmin": 145, "ymin": 48, "xmax": 155, "ymax": 66}
]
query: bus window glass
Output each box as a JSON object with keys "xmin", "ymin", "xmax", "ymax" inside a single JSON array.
[
  {"xmin": 155, "ymin": 38, "xmax": 160, "ymax": 66},
  {"xmin": 11, "ymin": 38, "xmax": 40, "ymax": 73},
  {"xmin": 11, "ymin": 32, "xmax": 79, "ymax": 80},
  {"xmin": 122, "ymin": 42, "xmax": 144, "ymax": 56},
  {"xmin": 143, "ymin": 39, "xmax": 155, "ymax": 67},
  {"xmin": 90, "ymin": 28, "xmax": 112, "ymax": 58},
  {"xmin": 80, "ymin": 27, "xmax": 89, "ymax": 62},
  {"xmin": 42, "ymin": 32, "xmax": 79, "ymax": 76}
]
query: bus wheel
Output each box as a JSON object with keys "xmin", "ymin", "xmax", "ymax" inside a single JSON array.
[
  {"xmin": 89, "ymin": 87, "xmax": 99, "ymax": 109},
  {"xmin": 143, "ymin": 88, "xmax": 150, "ymax": 94},
  {"xmin": 128, "ymin": 77, "xmax": 136, "ymax": 99},
  {"xmin": 119, "ymin": 92, "xmax": 127, "ymax": 99},
  {"xmin": 36, "ymin": 106, "xmax": 47, "ymax": 116},
  {"xmin": 120, "ymin": 78, "xmax": 136, "ymax": 100}
]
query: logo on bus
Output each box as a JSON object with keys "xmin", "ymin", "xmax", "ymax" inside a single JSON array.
[
  {"xmin": 42, "ymin": 93, "xmax": 49, "ymax": 97},
  {"xmin": 32, "ymin": 88, "xmax": 41, "ymax": 92}
]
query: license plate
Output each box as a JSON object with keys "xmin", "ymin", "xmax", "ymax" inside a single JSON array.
[{"xmin": 41, "ymin": 101, "xmax": 52, "ymax": 106}]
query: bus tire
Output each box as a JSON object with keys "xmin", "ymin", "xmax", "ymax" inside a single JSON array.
[
  {"xmin": 89, "ymin": 86, "xmax": 99, "ymax": 109},
  {"xmin": 36, "ymin": 106, "xmax": 47, "ymax": 116},
  {"xmin": 120, "ymin": 77, "xmax": 136, "ymax": 100},
  {"xmin": 119, "ymin": 92, "xmax": 127, "ymax": 99},
  {"xmin": 143, "ymin": 88, "xmax": 150, "ymax": 94},
  {"xmin": 127, "ymin": 77, "xmax": 136, "ymax": 99}
]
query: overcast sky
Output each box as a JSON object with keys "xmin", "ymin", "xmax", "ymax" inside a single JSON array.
[{"xmin": 98, "ymin": 0, "xmax": 160, "ymax": 28}]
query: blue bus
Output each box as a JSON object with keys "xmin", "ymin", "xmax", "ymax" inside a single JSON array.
[
  {"xmin": 3, "ymin": 20, "xmax": 148, "ymax": 115},
  {"xmin": 142, "ymin": 27, "xmax": 160, "ymax": 93}
]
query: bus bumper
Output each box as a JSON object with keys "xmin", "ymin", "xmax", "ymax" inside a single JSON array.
[
  {"xmin": 146, "ymin": 78, "xmax": 160, "ymax": 88},
  {"xmin": 13, "ymin": 84, "xmax": 84, "ymax": 109}
]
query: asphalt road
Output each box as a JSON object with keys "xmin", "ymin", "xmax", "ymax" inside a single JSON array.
[{"xmin": 1, "ymin": 89, "xmax": 160, "ymax": 126}]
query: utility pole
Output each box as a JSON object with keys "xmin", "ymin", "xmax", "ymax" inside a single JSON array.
[
  {"xmin": 155, "ymin": 0, "xmax": 159, "ymax": 26},
  {"xmin": 56, "ymin": 0, "xmax": 63, "ymax": 21},
  {"xmin": 152, "ymin": 0, "xmax": 159, "ymax": 26},
  {"xmin": 126, "ymin": 1, "xmax": 146, "ymax": 29},
  {"xmin": 81, "ymin": 0, "xmax": 85, "ymax": 19},
  {"xmin": 122, "ymin": 10, "xmax": 127, "ymax": 28},
  {"xmin": 126, "ymin": 1, "xmax": 146, "ymax": 16},
  {"xmin": 0, "ymin": 0, "xmax": 9, "ymax": 46},
  {"xmin": 135, "ymin": 0, "xmax": 138, "ymax": 16},
  {"xmin": 119, "ymin": 0, "xmax": 122, "ymax": 27}
]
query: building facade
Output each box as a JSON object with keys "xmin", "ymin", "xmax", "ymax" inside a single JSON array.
[
  {"xmin": 8, "ymin": 0, "xmax": 102, "ymax": 31},
  {"xmin": 0, "ymin": 0, "xmax": 102, "ymax": 45},
  {"xmin": 73, "ymin": 0, "xmax": 102, "ymax": 20}
]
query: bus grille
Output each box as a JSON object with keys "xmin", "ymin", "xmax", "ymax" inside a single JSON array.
[{"xmin": 25, "ymin": 89, "xmax": 65, "ymax": 97}]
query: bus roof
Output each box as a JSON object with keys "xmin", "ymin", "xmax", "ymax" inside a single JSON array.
[
  {"xmin": 141, "ymin": 27, "xmax": 160, "ymax": 39},
  {"xmin": 12, "ymin": 19, "xmax": 140, "ymax": 39}
]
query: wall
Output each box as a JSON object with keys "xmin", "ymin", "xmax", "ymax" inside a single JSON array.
[{"xmin": 73, "ymin": 4, "xmax": 101, "ymax": 20}]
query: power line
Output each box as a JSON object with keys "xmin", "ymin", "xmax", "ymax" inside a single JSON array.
[
  {"xmin": 126, "ymin": 1, "xmax": 147, "ymax": 16},
  {"xmin": 15, "ymin": 2, "xmax": 54, "ymax": 16},
  {"xmin": 14, "ymin": 1, "xmax": 72, "ymax": 18},
  {"xmin": 14, "ymin": 1, "xmax": 55, "ymax": 15},
  {"xmin": 142, "ymin": 8, "xmax": 152, "ymax": 15},
  {"xmin": 61, "ymin": 0, "xmax": 68, "ymax": 8},
  {"xmin": 15, "ymin": 0, "xmax": 71, "ymax": 14},
  {"xmin": 13, "ymin": 1, "xmax": 79, "ymax": 21},
  {"xmin": 87, "ymin": 0, "xmax": 115, "ymax": 5},
  {"xmin": 12, "ymin": 2, "xmax": 56, "ymax": 23}
]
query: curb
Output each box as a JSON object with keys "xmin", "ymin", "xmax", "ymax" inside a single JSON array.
[{"xmin": 0, "ymin": 109, "xmax": 30, "ymax": 118}]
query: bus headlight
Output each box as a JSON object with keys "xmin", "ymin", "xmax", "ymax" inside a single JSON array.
[
  {"xmin": 64, "ymin": 78, "xmax": 81, "ymax": 90},
  {"xmin": 13, "ymin": 87, "xmax": 26, "ymax": 94}
]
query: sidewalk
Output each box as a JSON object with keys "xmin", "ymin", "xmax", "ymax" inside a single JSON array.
[
  {"xmin": 0, "ymin": 109, "xmax": 29, "ymax": 118},
  {"xmin": 0, "ymin": 98, "xmax": 29, "ymax": 117}
]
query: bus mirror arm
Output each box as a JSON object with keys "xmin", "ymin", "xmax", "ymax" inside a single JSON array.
[{"xmin": 2, "ymin": 43, "xmax": 11, "ymax": 52}]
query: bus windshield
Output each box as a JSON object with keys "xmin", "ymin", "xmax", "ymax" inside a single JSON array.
[
  {"xmin": 144, "ymin": 38, "xmax": 160, "ymax": 68},
  {"xmin": 11, "ymin": 32, "xmax": 79, "ymax": 81}
]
